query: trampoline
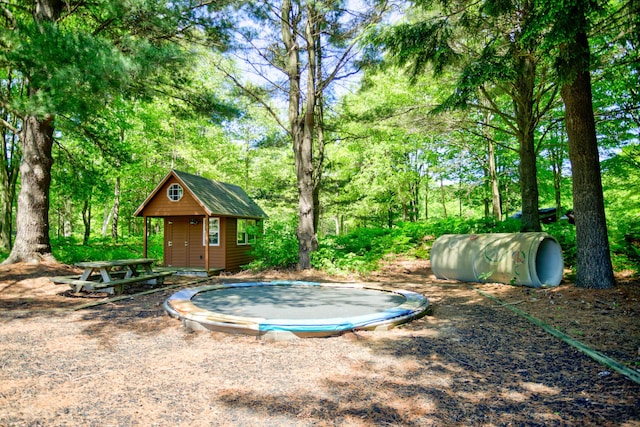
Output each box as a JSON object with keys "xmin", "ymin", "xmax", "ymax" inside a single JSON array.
[{"xmin": 164, "ymin": 281, "xmax": 429, "ymax": 339}]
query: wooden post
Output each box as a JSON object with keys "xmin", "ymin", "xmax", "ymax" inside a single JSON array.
[
  {"xmin": 143, "ymin": 216, "xmax": 148, "ymax": 258},
  {"xmin": 204, "ymin": 216, "xmax": 210, "ymax": 272}
]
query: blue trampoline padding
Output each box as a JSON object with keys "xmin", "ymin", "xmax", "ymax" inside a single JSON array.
[
  {"xmin": 164, "ymin": 281, "xmax": 429, "ymax": 336},
  {"xmin": 258, "ymin": 306, "xmax": 415, "ymax": 332}
]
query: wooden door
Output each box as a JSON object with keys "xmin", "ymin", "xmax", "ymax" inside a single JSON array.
[
  {"xmin": 164, "ymin": 217, "xmax": 205, "ymax": 268},
  {"xmin": 165, "ymin": 218, "xmax": 188, "ymax": 267},
  {"xmin": 188, "ymin": 218, "xmax": 205, "ymax": 268}
]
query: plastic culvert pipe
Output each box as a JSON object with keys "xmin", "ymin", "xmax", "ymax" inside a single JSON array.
[{"xmin": 430, "ymin": 232, "xmax": 563, "ymax": 287}]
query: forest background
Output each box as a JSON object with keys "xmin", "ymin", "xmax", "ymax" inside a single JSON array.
[{"xmin": 0, "ymin": 0, "xmax": 638, "ymax": 286}]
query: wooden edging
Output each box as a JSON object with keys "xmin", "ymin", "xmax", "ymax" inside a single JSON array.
[{"xmin": 474, "ymin": 287, "xmax": 640, "ymax": 386}]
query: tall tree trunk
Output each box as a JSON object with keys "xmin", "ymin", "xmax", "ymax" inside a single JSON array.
[
  {"xmin": 0, "ymin": 78, "xmax": 21, "ymax": 252},
  {"xmin": 439, "ymin": 175, "xmax": 447, "ymax": 218},
  {"xmin": 517, "ymin": 130, "xmax": 540, "ymax": 231},
  {"xmin": 424, "ymin": 172, "xmax": 429, "ymax": 220},
  {"xmin": 2, "ymin": 115, "xmax": 55, "ymax": 264},
  {"xmin": 488, "ymin": 138, "xmax": 502, "ymax": 220},
  {"xmin": 0, "ymin": 170, "xmax": 15, "ymax": 250},
  {"xmin": 550, "ymin": 130, "xmax": 564, "ymax": 221},
  {"xmin": 561, "ymin": 29, "xmax": 614, "ymax": 289},
  {"xmin": 2, "ymin": 0, "xmax": 61, "ymax": 264},
  {"xmin": 111, "ymin": 176, "xmax": 120, "ymax": 242},
  {"xmin": 410, "ymin": 180, "xmax": 419, "ymax": 222},
  {"xmin": 282, "ymin": 0, "xmax": 318, "ymax": 270},
  {"xmin": 514, "ymin": 54, "xmax": 541, "ymax": 232},
  {"xmin": 82, "ymin": 198, "xmax": 91, "ymax": 245},
  {"xmin": 312, "ymin": 18, "xmax": 325, "ymax": 234},
  {"xmin": 480, "ymin": 98, "xmax": 502, "ymax": 220},
  {"xmin": 0, "ymin": 131, "xmax": 19, "ymax": 251}
]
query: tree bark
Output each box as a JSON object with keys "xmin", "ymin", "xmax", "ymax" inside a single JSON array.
[
  {"xmin": 0, "ymin": 131, "xmax": 19, "ymax": 251},
  {"xmin": 2, "ymin": 115, "xmax": 55, "ymax": 264},
  {"xmin": 0, "ymin": 76, "xmax": 21, "ymax": 252},
  {"xmin": 488, "ymin": 137, "xmax": 502, "ymax": 220},
  {"xmin": 312, "ymin": 15, "xmax": 325, "ymax": 234},
  {"xmin": 82, "ymin": 198, "xmax": 91, "ymax": 245},
  {"xmin": 514, "ymin": 53, "xmax": 541, "ymax": 231},
  {"xmin": 439, "ymin": 175, "xmax": 447, "ymax": 218},
  {"xmin": 424, "ymin": 172, "xmax": 429, "ymax": 220},
  {"xmin": 282, "ymin": 0, "xmax": 318, "ymax": 270},
  {"xmin": 111, "ymin": 176, "xmax": 120, "ymax": 242},
  {"xmin": 2, "ymin": 0, "xmax": 61, "ymax": 264},
  {"xmin": 550, "ymin": 130, "xmax": 564, "ymax": 221},
  {"xmin": 561, "ymin": 30, "xmax": 615, "ymax": 289}
]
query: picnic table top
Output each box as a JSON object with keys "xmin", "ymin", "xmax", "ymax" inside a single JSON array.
[{"xmin": 75, "ymin": 258, "xmax": 156, "ymax": 268}]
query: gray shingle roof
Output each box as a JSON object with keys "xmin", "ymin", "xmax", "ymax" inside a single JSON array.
[{"xmin": 174, "ymin": 170, "xmax": 266, "ymax": 218}]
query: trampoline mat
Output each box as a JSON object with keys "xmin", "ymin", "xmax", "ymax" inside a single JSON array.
[{"xmin": 190, "ymin": 284, "xmax": 406, "ymax": 320}]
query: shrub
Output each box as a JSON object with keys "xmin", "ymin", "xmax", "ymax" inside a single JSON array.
[
  {"xmin": 543, "ymin": 221, "xmax": 577, "ymax": 269},
  {"xmin": 245, "ymin": 218, "xmax": 299, "ymax": 270}
]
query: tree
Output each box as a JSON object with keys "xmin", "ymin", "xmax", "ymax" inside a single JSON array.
[
  {"xmin": 0, "ymin": 72, "xmax": 21, "ymax": 250},
  {"xmin": 1, "ymin": 0, "xmax": 230, "ymax": 264},
  {"xmin": 332, "ymin": 67, "xmax": 462, "ymax": 226},
  {"xmin": 222, "ymin": 0, "xmax": 389, "ymax": 269},
  {"xmin": 374, "ymin": 0, "xmax": 561, "ymax": 231},
  {"xmin": 549, "ymin": 0, "xmax": 615, "ymax": 288}
]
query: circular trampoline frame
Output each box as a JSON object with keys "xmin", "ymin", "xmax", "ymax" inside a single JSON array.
[{"xmin": 164, "ymin": 281, "xmax": 429, "ymax": 339}]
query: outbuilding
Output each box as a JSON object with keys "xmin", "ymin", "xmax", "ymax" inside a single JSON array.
[{"xmin": 134, "ymin": 170, "xmax": 267, "ymax": 272}]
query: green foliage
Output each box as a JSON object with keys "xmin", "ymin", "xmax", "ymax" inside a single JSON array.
[
  {"xmin": 49, "ymin": 234, "xmax": 163, "ymax": 265},
  {"xmin": 309, "ymin": 218, "xmax": 522, "ymax": 275},
  {"xmin": 312, "ymin": 227, "xmax": 394, "ymax": 274},
  {"xmin": 543, "ymin": 221, "xmax": 577, "ymax": 268},
  {"xmin": 6, "ymin": 21, "xmax": 131, "ymax": 116},
  {"xmin": 607, "ymin": 215, "xmax": 640, "ymax": 272},
  {"xmin": 244, "ymin": 218, "xmax": 299, "ymax": 270}
]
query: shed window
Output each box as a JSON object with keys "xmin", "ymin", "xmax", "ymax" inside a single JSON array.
[
  {"xmin": 237, "ymin": 219, "xmax": 257, "ymax": 245},
  {"xmin": 167, "ymin": 184, "xmax": 183, "ymax": 202},
  {"xmin": 208, "ymin": 217, "xmax": 220, "ymax": 246}
]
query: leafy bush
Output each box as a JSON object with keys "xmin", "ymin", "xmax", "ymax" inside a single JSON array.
[
  {"xmin": 607, "ymin": 215, "xmax": 640, "ymax": 272},
  {"xmin": 543, "ymin": 221, "xmax": 577, "ymax": 269},
  {"xmin": 245, "ymin": 218, "xmax": 299, "ymax": 270}
]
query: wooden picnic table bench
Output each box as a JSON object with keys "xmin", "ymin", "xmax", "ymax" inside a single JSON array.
[{"xmin": 50, "ymin": 258, "xmax": 174, "ymax": 294}]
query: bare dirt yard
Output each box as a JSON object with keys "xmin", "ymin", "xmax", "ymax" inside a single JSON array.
[{"xmin": 1, "ymin": 259, "xmax": 639, "ymax": 426}]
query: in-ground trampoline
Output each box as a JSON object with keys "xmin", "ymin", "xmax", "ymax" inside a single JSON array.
[{"xmin": 164, "ymin": 281, "xmax": 429, "ymax": 340}]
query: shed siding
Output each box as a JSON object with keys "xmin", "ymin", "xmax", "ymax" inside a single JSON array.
[
  {"xmin": 207, "ymin": 217, "xmax": 226, "ymax": 269},
  {"xmin": 139, "ymin": 177, "xmax": 204, "ymax": 217},
  {"xmin": 225, "ymin": 218, "xmax": 254, "ymax": 270}
]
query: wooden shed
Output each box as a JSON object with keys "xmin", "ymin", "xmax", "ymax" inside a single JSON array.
[{"xmin": 134, "ymin": 170, "xmax": 267, "ymax": 272}]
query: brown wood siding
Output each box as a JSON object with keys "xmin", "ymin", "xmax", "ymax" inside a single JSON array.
[
  {"xmin": 207, "ymin": 217, "xmax": 226, "ymax": 269},
  {"xmin": 224, "ymin": 218, "xmax": 255, "ymax": 270},
  {"xmin": 139, "ymin": 177, "xmax": 205, "ymax": 217}
]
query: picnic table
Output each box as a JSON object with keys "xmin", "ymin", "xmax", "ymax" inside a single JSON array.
[{"xmin": 50, "ymin": 258, "xmax": 174, "ymax": 294}]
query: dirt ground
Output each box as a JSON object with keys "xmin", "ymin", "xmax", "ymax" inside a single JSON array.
[{"xmin": 1, "ymin": 259, "xmax": 639, "ymax": 427}]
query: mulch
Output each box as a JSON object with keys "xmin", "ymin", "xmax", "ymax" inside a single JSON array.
[{"xmin": 0, "ymin": 260, "xmax": 639, "ymax": 426}]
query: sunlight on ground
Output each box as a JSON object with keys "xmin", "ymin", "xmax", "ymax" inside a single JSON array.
[{"xmin": 519, "ymin": 381, "xmax": 561, "ymax": 395}]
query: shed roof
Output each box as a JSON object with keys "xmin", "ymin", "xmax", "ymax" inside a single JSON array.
[{"xmin": 135, "ymin": 170, "xmax": 267, "ymax": 218}]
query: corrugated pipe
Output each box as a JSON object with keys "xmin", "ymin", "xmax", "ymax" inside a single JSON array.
[{"xmin": 431, "ymin": 232, "xmax": 564, "ymax": 287}]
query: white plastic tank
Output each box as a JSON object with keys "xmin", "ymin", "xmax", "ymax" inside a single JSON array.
[{"xmin": 430, "ymin": 232, "xmax": 564, "ymax": 287}]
